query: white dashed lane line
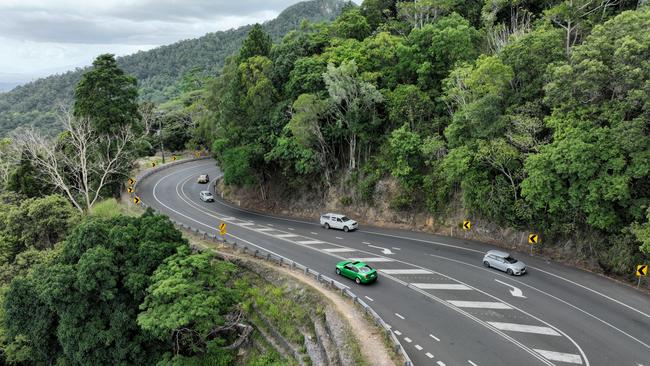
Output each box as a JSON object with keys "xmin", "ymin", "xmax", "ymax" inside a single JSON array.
[
  {"xmin": 395, "ymin": 313, "xmax": 405, "ymax": 320},
  {"xmin": 447, "ymin": 300, "xmax": 512, "ymax": 309},
  {"xmin": 362, "ymin": 241, "xmax": 371, "ymax": 244},
  {"xmin": 364, "ymin": 296, "xmax": 374, "ymax": 302},
  {"xmin": 404, "ymin": 337, "xmax": 412, "ymax": 343},
  {"xmin": 468, "ymin": 360, "xmax": 478, "ymax": 366},
  {"xmin": 429, "ymin": 333, "xmax": 440, "ymax": 342},
  {"xmin": 238, "ymin": 222, "xmax": 255, "ymax": 226},
  {"xmin": 287, "ymin": 227, "xmax": 295, "ymax": 231},
  {"xmin": 310, "ymin": 232, "xmax": 318, "ymax": 235},
  {"xmin": 391, "ymin": 247, "xmax": 401, "ymax": 250},
  {"xmin": 415, "ymin": 344, "xmax": 423, "ymax": 350},
  {"xmin": 394, "ymin": 330, "xmax": 402, "ymax": 336},
  {"xmin": 275, "ymin": 234, "xmax": 298, "ymax": 238},
  {"xmin": 426, "ymin": 352, "xmax": 434, "ymax": 359},
  {"xmin": 256, "ymin": 228, "xmax": 275, "ymax": 232},
  {"xmin": 336, "ymin": 236, "xmax": 343, "ymax": 239},
  {"xmin": 437, "ymin": 361, "xmax": 446, "ymax": 366},
  {"xmin": 487, "ymin": 322, "xmax": 561, "ymax": 336}
]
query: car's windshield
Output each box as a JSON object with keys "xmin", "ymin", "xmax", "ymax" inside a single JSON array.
[
  {"xmin": 341, "ymin": 216, "xmax": 350, "ymax": 222},
  {"xmin": 504, "ymin": 256, "xmax": 518, "ymax": 264},
  {"xmin": 359, "ymin": 266, "xmax": 373, "ymax": 273}
]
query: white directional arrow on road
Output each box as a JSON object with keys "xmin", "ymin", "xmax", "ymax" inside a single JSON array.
[
  {"xmin": 494, "ymin": 279, "xmax": 526, "ymax": 298},
  {"xmin": 367, "ymin": 244, "xmax": 394, "ymax": 255}
]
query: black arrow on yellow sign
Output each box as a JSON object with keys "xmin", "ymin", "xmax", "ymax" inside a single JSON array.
[
  {"xmin": 133, "ymin": 196, "xmax": 141, "ymax": 205},
  {"xmin": 172, "ymin": 155, "xmax": 177, "ymax": 161},
  {"xmin": 127, "ymin": 187, "xmax": 134, "ymax": 194},
  {"xmin": 463, "ymin": 221, "xmax": 471, "ymax": 230},
  {"xmin": 637, "ymin": 264, "xmax": 648, "ymax": 277},
  {"xmin": 128, "ymin": 178, "xmax": 135, "ymax": 186},
  {"xmin": 151, "ymin": 161, "xmax": 156, "ymax": 167},
  {"xmin": 528, "ymin": 234, "xmax": 539, "ymax": 244},
  {"xmin": 219, "ymin": 222, "xmax": 226, "ymax": 235}
]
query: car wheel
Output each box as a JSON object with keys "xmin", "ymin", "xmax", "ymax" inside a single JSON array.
[
  {"xmin": 483, "ymin": 261, "xmax": 490, "ymax": 268},
  {"xmin": 324, "ymin": 223, "xmax": 330, "ymax": 229},
  {"xmin": 355, "ymin": 277, "xmax": 361, "ymax": 284},
  {"xmin": 343, "ymin": 226, "xmax": 349, "ymax": 232},
  {"xmin": 335, "ymin": 268, "xmax": 341, "ymax": 275},
  {"xmin": 507, "ymin": 268, "xmax": 513, "ymax": 276}
]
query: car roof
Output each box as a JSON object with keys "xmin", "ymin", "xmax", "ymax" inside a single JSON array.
[
  {"xmin": 486, "ymin": 250, "xmax": 510, "ymax": 257},
  {"xmin": 199, "ymin": 174, "xmax": 208, "ymax": 177},
  {"xmin": 324, "ymin": 213, "xmax": 346, "ymax": 218},
  {"xmin": 200, "ymin": 190, "xmax": 212, "ymax": 194}
]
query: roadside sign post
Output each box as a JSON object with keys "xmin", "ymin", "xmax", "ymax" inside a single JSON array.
[
  {"xmin": 128, "ymin": 178, "xmax": 135, "ymax": 186},
  {"xmin": 528, "ymin": 234, "xmax": 539, "ymax": 255},
  {"xmin": 127, "ymin": 187, "xmax": 134, "ymax": 194},
  {"xmin": 463, "ymin": 221, "xmax": 471, "ymax": 230},
  {"xmin": 219, "ymin": 222, "xmax": 227, "ymax": 236},
  {"xmin": 636, "ymin": 264, "xmax": 648, "ymax": 289},
  {"xmin": 133, "ymin": 196, "xmax": 141, "ymax": 205}
]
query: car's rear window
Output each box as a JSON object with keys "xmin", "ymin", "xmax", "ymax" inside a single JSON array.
[
  {"xmin": 359, "ymin": 266, "xmax": 373, "ymax": 273},
  {"xmin": 341, "ymin": 216, "xmax": 350, "ymax": 221}
]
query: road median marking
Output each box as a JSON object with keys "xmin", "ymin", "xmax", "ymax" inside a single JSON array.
[
  {"xmin": 447, "ymin": 301, "xmax": 512, "ymax": 309},
  {"xmin": 487, "ymin": 322, "xmax": 561, "ymax": 336},
  {"xmin": 413, "ymin": 283, "xmax": 471, "ymax": 290},
  {"xmin": 323, "ymin": 248, "xmax": 356, "ymax": 253},
  {"xmin": 381, "ymin": 269, "xmax": 432, "ymax": 275},
  {"xmin": 351, "ymin": 257, "xmax": 394, "ymax": 262},
  {"xmin": 534, "ymin": 349, "xmax": 583, "ymax": 364}
]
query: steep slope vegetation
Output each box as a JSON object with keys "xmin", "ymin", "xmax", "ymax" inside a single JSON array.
[{"xmin": 0, "ymin": 0, "xmax": 347, "ymax": 136}]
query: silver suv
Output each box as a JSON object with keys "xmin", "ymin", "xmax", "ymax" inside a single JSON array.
[
  {"xmin": 483, "ymin": 250, "xmax": 526, "ymax": 275},
  {"xmin": 199, "ymin": 191, "xmax": 214, "ymax": 202}
]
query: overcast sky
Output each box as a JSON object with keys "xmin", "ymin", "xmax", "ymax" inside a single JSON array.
[{"xmin": 0, "ymin": 0, "xmax": 358, "ymax": 83}]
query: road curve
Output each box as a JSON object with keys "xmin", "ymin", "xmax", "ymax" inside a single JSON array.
[{"xmin": 138, "ymin": 158, "xmax": 650, "ymax": 366}]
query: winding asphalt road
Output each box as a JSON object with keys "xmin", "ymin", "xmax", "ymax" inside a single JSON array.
[{"xmin": 138, "ymin": 159, "xmax": 650, "ymax": 366}]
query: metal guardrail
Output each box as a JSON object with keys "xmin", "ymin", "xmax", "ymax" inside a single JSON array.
[{"xmin": 132, "ymin": 156, "xmax": 414, "ymax": 366}]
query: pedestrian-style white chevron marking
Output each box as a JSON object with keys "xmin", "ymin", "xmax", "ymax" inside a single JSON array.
[
  {"xmin": 534, "ymin": 349, "xmax": 582, "ymax": 364},
  {"xmin": 323, "ymin": 248, "xmax": 356, "ymax": 252},
  {"xmin": 275, "ymin": 234, "xmax": 298, "ymax": 238},
  {"xmin": 413, "ymin": 283, "xmax": 471, "ymax": 290},
  {"xmin": 256, "ymin": 228, "xmax": 275, "ymax": 232},
  {"xmin": 381, "ymin": 269, "xmax": 432, "ymax": 275},
  {"xmin": 351, "ymin": 257, "xmax": 394, "ymax": 262},
  {"xmin": 448, "ymin": 301, "xmax": 512, "ymax": 309},
  {"xmin": 487, "ymin": 322, "xmax": 561, "ymax": 336},
  {"xmin": 296, "ymin": 240, "xmax": 324, "ymax": 245}
]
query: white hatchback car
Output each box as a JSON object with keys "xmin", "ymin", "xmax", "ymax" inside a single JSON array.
[
  {"xmin": 199, "ymin": 191, "xmax": 214, "ymax": 202},
  {"xmin": 320, "ymin": 213, "xmax": 358, "ymax": 232},
  {"xmin": 483, "ymin": 250, "xmax": 526, "ymax": 275}
]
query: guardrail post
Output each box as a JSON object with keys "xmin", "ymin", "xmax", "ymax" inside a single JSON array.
[
  {"xmin": 279, "ymin": 257, "xmax": 283, "ymax": 266},
  {"xmin": 254, "ymin": 250, "xmax": 258, "ymax": 258},
  {"xmin": 291, "ymin": 261, "xmax": 295, "ymax": 270},
  {"xmin": 316, "ymin": 274, "xmax": 321, "ymax": 282},
  {"xmin": 266, "ymin": 253, "xmax": 271, "ymax": 261},
  {"xmin": 304, "ymin": 267, "xmax": 308, "ymax": 275}
]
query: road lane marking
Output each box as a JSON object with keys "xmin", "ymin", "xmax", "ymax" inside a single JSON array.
[
  {"xmin": 534, "ymin": 349, "xmax": 583, "ymax": 364},
  {"xmin": 413, "ymin": 283, "xmax": 472, "ymax": 290},
  {"xmin": 487, "ymin": 322, "xmax": 561, "ymax": 336},
  {"xmin": 468, "ymin": 360, "xmax": 478, "ymax": 366},
  {"xmin": 429, "ymin": 334, "xmax": 440, "ymax": 341},
  {"xmin": 296, "ymin": 240, "xmax": 324, "ymax": 244},
  {"xmin": 288, "ymin": 227, "xmax": 295, "ymax": 230},
  {"xmin": 395, "ymin": 313, "xmax": 405, "ymax": 320},
  {"xmin": 392, "ymin": 247, "xmax": 401, "ymax": 250},
  {"xmin": 415, "ymin": 344, "xmax": 423, "ymax": 350},
  {"xmin": 426, "ymin": 352, "xmax": 434, "ymax": 358},
  {"xmin": 437, "ymin": 361, "xmax": 446, "ymax": 366},
  {"xmin": 256, "ymin": 228, "xmax": 276, "ymax": 232},
  {"xmin": 275, "ymin": 234, "xmax": 298, "ymax": 238},
  {"xmin": 362, "ymin": 241, "xmax": 371, "ymax": 244},
  {"xmin": 323, "ymin": 248, "xmax": 356, "ymax": 253},
  {"xmin": 351, "ymin": 257, "xmax": 394, "ymax": 262},
  {"xmin": 267, "ymin": 224, "xmax": 274, "ymax": 226},
  {"xmin": 336, "ymin": 236, "xmax": 343, "ymax": 239},
  {"xmin": 394, "ymin": 330, "xmax": 402, "ymax": 336},
  {"xmin": 153, "ymin": 163, "xmax": 582, "ymax": 366},
  {"xmin": 381, "ymin": 269, "xmax": 433, "ymax": 275},
  {"xmin": 310, "ymin": 232, "xmax": 318, "ymax": 235},
  {"xmin": 364, "ymin": 296, "xmax": 374, "ymax": 302},
  {"xmin": 238, "ymin": 222, "xmax": 254, "ymax": 226},
  {"xmin": 404, "ymin": 337, "xmax": 412, "ymax": 343},
  {"xmin": 495, "ymin": 279, "xmax": 526, "ymax": 298},
  {"xmin": 447, "ymin": 301, "xmax": 512, "ymax": 309}
]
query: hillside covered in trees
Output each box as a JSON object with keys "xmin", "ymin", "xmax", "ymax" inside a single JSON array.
[
  {"xmin": 191, "ymin": 0, "xmax": 650, "ymax": 279},
  {"xmin": 0, "ymin": 0, "xmax": 347, "ymax": 137}
]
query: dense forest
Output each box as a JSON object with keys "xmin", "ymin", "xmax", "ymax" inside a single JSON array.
[
  {"xmin": 0, "ymin": 0, "xmax": 347, "ymax": 137},
  {"xmin": 185, "ymin": 0, "xmax": 649, "ymax": 278}
]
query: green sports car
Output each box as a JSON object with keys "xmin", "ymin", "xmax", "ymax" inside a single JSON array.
[{"xmin": 335, "ymin": 260, "xmax": 378, "ymax": 284}]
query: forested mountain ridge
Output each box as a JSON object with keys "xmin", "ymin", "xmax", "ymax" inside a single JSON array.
[{"xmin": 0, "ymin": 0, "xmax": 347, "ymax": 137}]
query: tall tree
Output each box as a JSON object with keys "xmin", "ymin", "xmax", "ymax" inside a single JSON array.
[
  {"xmin": 239, "ymin": 24, "xmax": 272, "ymax": 60},
  {"xmin": 73, "ymin": 54, "xmax": 140, "ymax": 133}
]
